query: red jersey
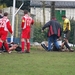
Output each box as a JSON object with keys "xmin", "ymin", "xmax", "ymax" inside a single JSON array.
[
  {"xmin": 21, "ymin": 14, "xmax": 34, "ymax": 30},
  {"xmin": 0, "ymin": 16, "xmax": 12, "ymax": 34},
  {"xmin": 21, "ymin": 14, "xmax": 34, "ymax": 39}
]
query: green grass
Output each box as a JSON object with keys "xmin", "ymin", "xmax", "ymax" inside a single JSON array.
[{"xmin": 0, "ymin": 48, "xmax": 75, "ymax": 75}]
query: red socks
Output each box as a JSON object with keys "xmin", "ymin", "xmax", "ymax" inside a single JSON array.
[
  {"xmin": 21, "ymin": 42, "xmax": 30, "ymax": 52},
  {"xmin": 0, "ymin": 42, "xmax": 3, "ymax": 49},
  {"xmin": 27, "ymin": 43, "xmax": 30, "ymax": 52},
  {"xmin": 4, "ymin": 42, "xmax": 9, "ymax": 52}
]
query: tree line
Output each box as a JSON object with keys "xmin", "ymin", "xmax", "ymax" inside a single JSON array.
[
  {"xmin": 0, "ymin": 0, "xmax": 30, "ymax": 11},
  {"xmin": 33, "ymin": 20, "xmax": 75, "ymax": 44}
]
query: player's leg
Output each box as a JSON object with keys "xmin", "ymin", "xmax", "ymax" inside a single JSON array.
[
  {"xmin": 21, "ymin": 30, "xmax": 27, "ymax": 52},
  {"xmin": 0, "ymin": 39, "xmax": 3, "ymax": 48},
  {"xmin": 21, "ymin": 38, "xmax": 25, "ymax": 52},
  {"xmin": 25, "ymin": 31, "xmax": 30, "ymax": 53},
  {"xmin": 0, "ymin": 39, "xmax": 4, "ymax": 53},
  {"xmin": 53, "ymin": 35, "xmax": 61, "ymax": 51},
  {"xmin": 26, "ymin": 39, "xmax": 30, "ymax": 53},
  {"xmin": 48, "ymin": 36, "xmax": 53, "ymax": 51},
  {"xmin": 2, "ymin": 31, "xmax": 12, "ymax": 53},
  {"xmin": 4, "ymin": 41, "xmax": 10, "ymax": 52},
  {"xmin": 65, "ymin": 31, "xmax": 74, "ymax": 52},
  {"xmin": 0, "ymin": 32, "xmax": 6, "ymax": 53},
  {"xmin": 41, "ymin": 43, "xmax": 48, "ymax": 51}
]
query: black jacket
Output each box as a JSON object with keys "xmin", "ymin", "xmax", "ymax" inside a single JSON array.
[{"xmin": 42, "ymin": 20, "xmax": 62, "ymax": 38}]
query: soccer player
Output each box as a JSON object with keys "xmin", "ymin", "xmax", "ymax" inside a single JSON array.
[
  {"xmin": 21, "ymin": 10, "xmax": 34, "ymax": 53},
  {"xmin": 0, "ymin": 9, "xmax": 3, "ymax": 54},
  {"xmin": 61, "ymin": 15, "xmax": 74, "ymax": 52},
  {"xmin": 0, "ymin": 12, "xmax": 13, "ymax": 53}
]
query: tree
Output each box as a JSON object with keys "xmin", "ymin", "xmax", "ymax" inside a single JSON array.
[
  {"xmin": 0, "ymin": 0, "xmax": 30, "ymax": 11},
  {"xmin": 51, "ymin": 1, "xmax": 55, "ymax": 19},
  {"xmin": 33, "ymin": 22, "xmax": 47, "ymax": 43},
  {"xmin": 16, "ymin": 0, "xmax": 30, "ymax": 11},
  {"xmin": 69, "ymin": 19, "xmax": 75, "ymax": 44},
  {"xmin": 0, "ymin": 0, "xmax": 13, "ymax": 7},
  {"xmin": 41, "ymin": 1, "xmax": 45, "ymax": 25},
  {"xmin": 0, "ymin": 4, "xmax": 7, "ymax": 8}
]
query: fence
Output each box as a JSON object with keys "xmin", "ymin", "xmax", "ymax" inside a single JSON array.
[
  {"xmin": 30, "ymin": 1, "xmax": 75, "ymax": 45},
  {"xmin": 2, "ymin": 1, "xmax": 75, "ymax": 44}
]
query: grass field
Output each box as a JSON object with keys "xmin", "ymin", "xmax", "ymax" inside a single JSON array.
[{"xmin": 0, "ymin": 47, "xmax": 75, "ymax": 75}]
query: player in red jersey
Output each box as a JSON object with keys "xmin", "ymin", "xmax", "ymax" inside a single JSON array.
[
  {"xmin": 0, "ymin": 12, "xmax": 13, "ymax": 53},
  {"xmin": 0, "ymin": 9, "xmax": 3, "ymax": 54},
  {"xmin": 21, "ymin": 10, "xmax": 34, "ymax": 53}
]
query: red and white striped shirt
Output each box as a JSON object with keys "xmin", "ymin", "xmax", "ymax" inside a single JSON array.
[
  {"xmin": 21, "ymin": 14, "xmax": 34, "ymax": 30},
  {"xmin": 0, "ymin": 16, "xmax": 12, "ymax": 34}
]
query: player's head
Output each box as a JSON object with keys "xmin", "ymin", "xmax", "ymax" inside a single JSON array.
[
  {"xmin": 24, "ymin": 10, "xmax": 28, "ymax": 14},
  {"xmin": 61, "ymin": 15, "xmax": 66, "ymax": 20},
  {"xmin": 51, "ymin": 16, "xmax": 56, "ymax": 20},
  {"xmin": 4, "ymin": 12, "xmax": 8, "ymax": 16}
]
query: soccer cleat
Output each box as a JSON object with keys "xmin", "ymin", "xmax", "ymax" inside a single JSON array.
[
  {"xmin": 8, "ymin": 51, "xmax": 12, "ymax": 54},
  {"xmin": 25, "ymin": 50, "xmax": 30, "ymax": 53},
  {"xmin": 69, "ymin": 49, "xmax": 74, "ymax": 52},
  {"xmin": 41, "ymin": 44, "xmax": 48, "ymax": 51}
]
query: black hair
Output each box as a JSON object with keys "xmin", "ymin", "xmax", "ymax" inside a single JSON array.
[
  {"xmin": 24, "ymin": 10, "xmax": 28, "ymax": 14},
  {"xmin": 61, "ymin": 15, "xmax": 66, "ymax": 18},
  {"xmin": 4, "ymin": 12, "xmax": 8, "ymax": 16}
]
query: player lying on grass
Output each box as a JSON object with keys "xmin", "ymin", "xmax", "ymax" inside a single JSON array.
[
  {"xmin": 0, "ymin": 42, "xmax": 21, "ymax": 53},
  {"xmin": 41, "ymin": 41, "xmax": 74, "ymax": 52},
  {"xmin": 41, "ymin": 42, "xmax": 61, "ymax": 51}
]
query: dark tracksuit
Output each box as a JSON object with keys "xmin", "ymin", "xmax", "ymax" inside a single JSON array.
[{"xmin": 42, "ymin": 20, "xmax": 62, "ymax": 51}]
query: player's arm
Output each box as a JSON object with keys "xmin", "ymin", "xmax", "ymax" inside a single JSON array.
[
  {"xmin": 21, "ymin": 17, "xmax": 25, "ymax": 29},
  {"xmin": 65, "ymin": 22, "xmax": 69, "ymax": 31},
  {"xmin": 7, "ymin": 21, "xmax": 13, "ymax": 34},
  {"xmin": 31, "ymin": 19, "xmax": 34, "ymax": 25},
  {"xmin": 42, "ymin": 21, "xmax": 51, "ymax": 30},
  {"xmin": 66, "ymin": 22, "xmax": 69, "ymax": 30}
]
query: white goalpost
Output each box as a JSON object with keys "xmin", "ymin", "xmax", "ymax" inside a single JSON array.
[{"xmin": 11, "ymin": 0, "xmax": 24, "ymax": 42}]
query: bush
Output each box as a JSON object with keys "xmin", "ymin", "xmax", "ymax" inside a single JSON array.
[{"xmin": 33, "ymin": 22, "xmax": 47, "ymax": 43}]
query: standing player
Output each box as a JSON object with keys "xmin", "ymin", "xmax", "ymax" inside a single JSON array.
[
  {"xmin": 21, "ymin": 10, "xmax": 34, "ymax": 53},
  {"xmin": 0, "ymin": 12, "xmax": 13, "ymax": 53},
  {"xmin": 61, "ymin": 15, "xmax": 74, "ymax": 52},
  {"xmin": 0, "ymin": 9, "xmax": 3, "ymax": 54}
]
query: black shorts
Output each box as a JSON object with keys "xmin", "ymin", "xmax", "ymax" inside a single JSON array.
[{"xmin": 63, "ymin": 30, "xmax": 70, "ymax": 39}]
